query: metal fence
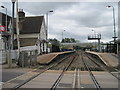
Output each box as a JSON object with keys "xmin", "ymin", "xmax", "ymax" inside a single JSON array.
[
  {"xmin": 0, "ymin": 50, "xmax": 6, "ymax": 64},
  {"xmin": 18, "ymin": 50, "xmax": 38, "ymax": 67}
]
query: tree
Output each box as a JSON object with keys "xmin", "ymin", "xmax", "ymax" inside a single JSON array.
[
  {"xmin": 70, "ymin": 38, "xmax": 76, "ymax": 43},
  {"xmin": 49, "ymin": 38, "xmax": 60, "ymax": 46},
  {"xmin": 61, "ymin": 38, "xmax": 76, "ymax": 43},
  {"xmin": 49, "ymin": 38, "xmax": 60, "ymax": 52}
]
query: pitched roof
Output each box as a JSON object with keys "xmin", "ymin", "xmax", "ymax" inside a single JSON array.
[
  {"xmin": 15, "ymin": 16, "xmax": 44, "ymax": 34},
  {"xmin": 14, "ymin": 38, "xmax": 38, "ymax": 47}
]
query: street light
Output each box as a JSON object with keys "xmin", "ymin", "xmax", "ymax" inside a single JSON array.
[
  {"xmin": 61, "ymin": 30, "xmax": 66, "ymax": 51},
  {"xmin": 46, "ymin": 10, "xmax": 53, "ymax": 38},
  {"xmin": 91, "ymin": 29, "xmax": 97, "ymax": 51},
  {"xmin": 1, "ymin": 6, "xmax": 7, "ymax": 32},
  {"xmin": 106, "ymin": 5, "xmax": 117, "ymax": 43},
  {"xmin": 107, "ymin": 5, "xmax": 117, "ymax": 54},
  {"xmin": 11, "ymin": 0, "xmax": 16, "ymax": 50},
  {"xmin": 46, "ymin": 10, "xmax": 53, "ymax": 53},
  {"xmin": 91, "ymin": 29, "xmax": 96, "ymax": 38},
  {"xmin": 62, "ymin": 30, "xmax": 66, "ymax": 42}
]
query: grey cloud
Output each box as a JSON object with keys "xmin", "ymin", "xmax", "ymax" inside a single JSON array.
[
  {"xmin": 53, "ymin": 2, "xmax": 118, "ymax": 28},
  {"xmin": 25, "ymin": 2, "xmax": 118, "ymax": 42},
  {"xmin": 1, "ymin": 1, "xmax": 118, "ymax": 42},
  {"xmin": 18, "ymin": 2, "xmax": 78, "ymax": 15}
]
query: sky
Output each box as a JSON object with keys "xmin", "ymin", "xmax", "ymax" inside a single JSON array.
[{"xmin": 0, "ymin": 0, "xmax": 119, "ymax": 43}]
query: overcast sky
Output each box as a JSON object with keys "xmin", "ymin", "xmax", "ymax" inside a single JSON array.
[{"xmin": 0, "ymin": 0, "xmax": 119, "ymax": 43}]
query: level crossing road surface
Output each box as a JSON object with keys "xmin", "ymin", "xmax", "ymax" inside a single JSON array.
[{"xmin": 19, "ymin": 70, "xmax": 118, "ymax": 89}]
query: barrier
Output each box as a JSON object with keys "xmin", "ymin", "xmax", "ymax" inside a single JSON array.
[{"xmin": 18, "ymin": 50, "xmax": 38, "ymax": 67}]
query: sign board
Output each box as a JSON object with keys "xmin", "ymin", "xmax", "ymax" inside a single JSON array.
[{"xmin": 0, "ymin": 25, "xmax": 6, "ymax": 32}]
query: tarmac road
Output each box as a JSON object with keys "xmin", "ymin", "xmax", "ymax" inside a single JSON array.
[
  {"xmin": 1, "ymin": 70, "xmax": 24, "ymax": 82},
  {"xmin": 0, "ymin": 64, "xmax": 34, "ymax": 83}
]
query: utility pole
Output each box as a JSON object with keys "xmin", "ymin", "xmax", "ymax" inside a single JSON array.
[
  {"xmin": 107, "ymin": 5, "xmax": 117, "ymax": 54},
  {"xmin": 91, "ymin": 29, "xmax": 97, "ymax": 51},
  {"xmin": 16, "ymin": 0, "xmax": 20, "ymax": 59},
  {"xmin": 46, "ymin": 10, "xmax": 53, "ymax": 53},
  {"xmin": 11, "ymin": 0, "xmax": 16, "ymax": 50},
  {"xmin": 98, "ymin": 34, "xmax": 101, "ymax": 52},
  {"xmin": 61, "ymin": 30, "xmax": 65, "ymax": 50},
  {"xmin": 62, "ymin": 30, "xmax": 66, "ymax": 42}
]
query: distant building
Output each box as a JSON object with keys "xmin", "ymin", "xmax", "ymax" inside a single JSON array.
[{"xmin": 62, "ymin": 42, "xmax": 93, "ymax": 51}]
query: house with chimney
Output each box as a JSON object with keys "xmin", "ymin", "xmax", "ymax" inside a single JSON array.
[
  {"xmin": 1, "ymin": 10, "xmax": 48, "ymax": 64},
  {"xmin": 13, "ymin": 15, "xmax": 48, "ymax": 55}
]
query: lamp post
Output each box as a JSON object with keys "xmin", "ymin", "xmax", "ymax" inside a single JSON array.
[
  {"xmin": 92, "ymin": 29, "xmax": 96, "ymax": 38},
  {"xmin": 61, "ymin": 30, "xmax": 66, "ymax": 50},
  {"xmin": 107, "ymin": 6, "xmax": 117, "ymax": 43},
  {"xmin": 46, "ymin": 10, "xmax": 53, "ymax": 53},
  {"xmin": 1, "ymin": 6, "xmax": 7, "ymax": 32},
  {"xmin": 15, "ymin": 0, "xmax": 21, "ymax": 60},
  {"xmin": 11, "ymin": 0, "xmax": 16, "ymax": 50},
  {"xmin": 92, "ymin": 29, "xmax": 97, "ymax": 51},
  {"xmin": 62, "ymin": 30, "xmax": 66, "ymax": 42},
  {"xmin": 107, "ymin": 5, "xmax": 117, "ymax": 53}
]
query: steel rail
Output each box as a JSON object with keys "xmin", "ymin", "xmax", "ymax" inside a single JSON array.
[
  {"xmin": 81, "ymin": 52, "xmax": 102, "ymax": 90},
  {"xmin": 50, "ymin": 56, "xmax": 76, "ymax": 90},
  {"xmin": 12, "ymin": 55, "xmax": 71, "ymax": 90},
  {"xmin": 85, "ymin": 53, "xmax": 120, "ymax": 80}
]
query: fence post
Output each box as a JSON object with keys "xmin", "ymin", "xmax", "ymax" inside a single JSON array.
[
  {"xmin": 29, "ymin": 51, "xmax": 32, "ymax": 67},
  {"xmin": 21, "ymin": 51, "xmax": 24, "ymax": 67},
  {"xmin": 35, "ymin": 50, "xmax": 38, "ymax": 65}
]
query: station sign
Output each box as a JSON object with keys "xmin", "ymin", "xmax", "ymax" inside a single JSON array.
[{"xmin": 0, "ymin": 25, "xmax": 6, "ymax": 32}]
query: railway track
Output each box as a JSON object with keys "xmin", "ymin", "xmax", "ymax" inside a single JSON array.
[
  {"xmin": 80, "ymin": 52, "xmax": 102, "ymax": 90},
  {"xmin": 50, "ymin": 55, "xmax": 78, "ymax": 90},
  {"xmin": 50, "ymin": 51, "xmax": 118, "ymax": 89},
  {"xmin": 85, "ymin": 52, "xmax": 120, "ymax": 80},
  {"xmin": 12, "ymin": 54, "xmax": 75, "ymax": 90},
  {"xmin": 3, "ymin": 51, "xmax": 118, "ymax": 89}
]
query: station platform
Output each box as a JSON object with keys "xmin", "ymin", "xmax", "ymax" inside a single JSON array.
[
  {"xmin": 37, "ymin": 51, "xmax": 74, "ymax": 64},
  {"xmin": 86, "ymin": 51, "xmax": 119, "ymax": 67}
]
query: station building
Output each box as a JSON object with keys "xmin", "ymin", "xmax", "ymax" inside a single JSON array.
[
  {"xmin": 13, "ymin": 15, "xmax": 48, "ymax": 55},
  {"xmin": 0, "ymin": 11, "xmax": 48, "ymax": 64}
]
